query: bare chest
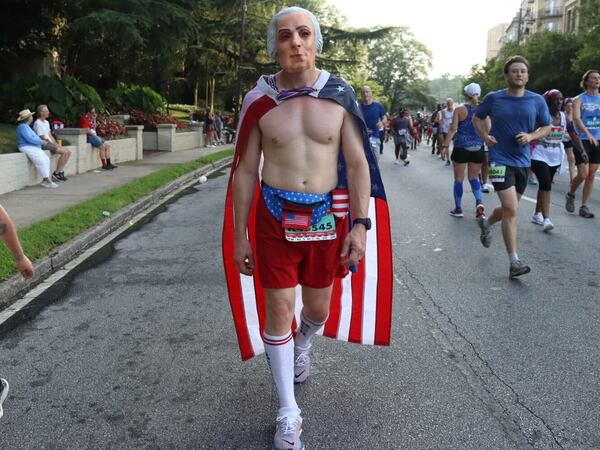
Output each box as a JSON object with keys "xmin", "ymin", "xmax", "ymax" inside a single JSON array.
[{"xmin": 259, "ymin": 97, "xmax": 344, "ymax": 146}]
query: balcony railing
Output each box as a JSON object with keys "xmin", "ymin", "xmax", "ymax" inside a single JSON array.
[{"xmin": 539, "ymin": 7, "xmax": 562, "ymax": 18}]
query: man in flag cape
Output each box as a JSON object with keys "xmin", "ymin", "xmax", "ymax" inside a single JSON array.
[{"xmin": 221, "ymin": 6, "xmax": 393, "ymax": 449}]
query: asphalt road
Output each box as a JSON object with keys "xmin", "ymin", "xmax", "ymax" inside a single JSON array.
[{"xmin": 1, "ymin": 140, "xmax": 599, "ymax": 449}]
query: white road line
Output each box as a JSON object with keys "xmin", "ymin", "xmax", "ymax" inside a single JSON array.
[{"xmin": 521, "ymin": 195, "xmax": 537, "ymax": 204}]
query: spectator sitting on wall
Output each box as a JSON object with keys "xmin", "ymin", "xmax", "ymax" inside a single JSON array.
[
  {"xmin": 78, "ymin": 106, "xmax": 117, "ymax": 170},
  {"xmin": 16, "ymin": 109, "xmax": 59, "ymax": 189},
  {"xmin": 33, "ymin": 105, "xmax": 71, "ymax": 181}
]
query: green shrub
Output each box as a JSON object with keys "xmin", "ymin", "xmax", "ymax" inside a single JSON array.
[
  {"xmin": 105, "ymin": 83, "xmax": 166, "ymax": 113},
  {"xmin": 0, "ymin": 75, "xmax": 104, "ymax": 126}
]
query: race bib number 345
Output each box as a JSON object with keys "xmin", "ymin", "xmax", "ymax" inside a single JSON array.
[{"xmin": 489, "ymin": 165, "xmax": 507, "ymax": 183}]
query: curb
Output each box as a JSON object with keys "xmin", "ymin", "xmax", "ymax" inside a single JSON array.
[{"xmin": 0, "ymin": 156, "xmax": 232, "ymax": 310}]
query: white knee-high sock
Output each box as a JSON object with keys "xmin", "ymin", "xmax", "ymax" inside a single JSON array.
[
  {"xmin": 294, "ymin": 311, "xmax": 327, "ymax": 351},
  {"xmin": 263, "ymin": 331, "xmax": 300, "ymax": 418}
]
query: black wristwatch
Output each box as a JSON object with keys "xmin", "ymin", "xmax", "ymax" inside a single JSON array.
[{"xmin": 352, "ymin": 217, "xmax": 372, "ymax": 230}]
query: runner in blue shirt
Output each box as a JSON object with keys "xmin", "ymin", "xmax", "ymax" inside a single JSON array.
[
  {"xmin": 360, "ymin": 85, "xmax": 386, "ymax": 156},
  {"xmin": 566, "ymin": 69, "xmax": 600, "ymax": 218},
  {"xmin": 472, "ymin": 55, "xmax": 552, "ymax": 278}
]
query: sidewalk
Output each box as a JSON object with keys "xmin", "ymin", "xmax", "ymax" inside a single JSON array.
[{"xmin": 0, "ymin": 145, "xmax": 231, "ymax": 229}]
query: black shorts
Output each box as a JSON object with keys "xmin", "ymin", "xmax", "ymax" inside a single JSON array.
[
  {"xmin": 490, "ymin": 165, "xmax": 530, "ymax": 194},
  {"xmin": 575, "ymin": 140, "xmax": 600, "ymax": 165},
  {"xmin": 530, "ymin": 160, "xmax": 559, "ymax": 191},
  {"xmin": 451, "ymin": 147, "xmax": 485, "ymax": 164}
]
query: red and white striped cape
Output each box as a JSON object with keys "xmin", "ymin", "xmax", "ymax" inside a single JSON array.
[{"xmin": 222, "ymin": 71, "xmax": 393, "ymax": 360}]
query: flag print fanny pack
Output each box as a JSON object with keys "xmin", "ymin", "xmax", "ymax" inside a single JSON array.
[
  {"xmin": 261, "ymin": 183, "xmax": 337, "ymax": 241},
  {"xmin": 279, "ymin": 198, "xmax": 337, "ymax": 242}
]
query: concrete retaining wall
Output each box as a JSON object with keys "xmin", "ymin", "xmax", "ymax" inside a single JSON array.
[{"xmin": 0, "ymin": 125, "xmax": 144, "ymax": 195}]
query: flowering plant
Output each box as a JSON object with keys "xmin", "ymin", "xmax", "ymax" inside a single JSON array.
[
  {"xmin": 96, "ymin": 114, "xmax": 128, "ymax": 139},
  {"xmin": 126, "ymin": 108, "xmax": 187, "ymax": 131}
]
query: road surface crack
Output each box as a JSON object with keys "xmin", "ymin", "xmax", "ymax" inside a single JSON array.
[{"xmin": 394, "ymin": 251, "xmax": 564, "ymax": 449}]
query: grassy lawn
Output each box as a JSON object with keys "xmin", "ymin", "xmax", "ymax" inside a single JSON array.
[
  {"xmin": 170, "ymin": 109, "xmax": 191, "ymax": 124},
  {"xmin": 0, "ymin": 123, "xmax": 18, "ymax": 155},
  {"xmin": 0, "ymin": 148, "xmax": 233, "ymax": 281}
]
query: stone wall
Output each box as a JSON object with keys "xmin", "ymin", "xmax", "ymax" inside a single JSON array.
[{"xmin": 0, "ymin": 125, "xmax": 144, "ymax": 195}]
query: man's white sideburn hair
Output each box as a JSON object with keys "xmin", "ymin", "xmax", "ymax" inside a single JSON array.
[{"xmin": 266, "ymin": 6, "xmax": 323, "ymax": 60}]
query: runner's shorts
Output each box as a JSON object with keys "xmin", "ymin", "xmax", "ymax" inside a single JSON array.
[
  {"xmin": 255, "ymin": 194, "xmax": 349, "ymax": 289},
  {"xmin": 530, "ymin": 159, "xmax": 559, "ymax": 191},
  {"xmin": 575, "ymin": 140, "xmax": 600, "ymax": 165},
  {"xmin": 491, "ymin": 165, "xmax": 530, "ymax": 194},
  {"xmin": 451, "ymin": 147, "xmax": 485, "ymax": 164}
]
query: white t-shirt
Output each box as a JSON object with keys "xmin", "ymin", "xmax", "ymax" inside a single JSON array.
[
  {"xmin": 531, "ymin": 112, "xmax": 566, "ymax": 167},
  {"xmin": 33, "ymin": 119, "xmax": 52, "ymax": 142},
  {"xmin": 441, "ymin": 109, "xmax": 454, "ymax": 133}
]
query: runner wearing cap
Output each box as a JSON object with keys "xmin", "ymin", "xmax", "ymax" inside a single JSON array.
[{"xmin": 443, "ymin": 83, "xmax": 488, "ymax": 218}]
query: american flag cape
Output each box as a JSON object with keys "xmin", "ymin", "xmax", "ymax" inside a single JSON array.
[{"xmin": 222, "ymin": 70, "xmax": 393, "ymax": 361}]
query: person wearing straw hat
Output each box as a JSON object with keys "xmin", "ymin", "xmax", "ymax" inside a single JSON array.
[{"xmin": 16, "ymin": 109, "xmax": 59, "ymax": 188}]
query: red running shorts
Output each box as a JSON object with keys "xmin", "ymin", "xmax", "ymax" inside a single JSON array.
[{"xmin": 255, "ymin": 193, "xmax": 349, "ymax": 289}]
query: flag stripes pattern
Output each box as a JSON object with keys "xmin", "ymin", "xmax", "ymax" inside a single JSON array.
[{"xmin": 223, "ymin": 74, "xmax": 393, "ymax": 361}]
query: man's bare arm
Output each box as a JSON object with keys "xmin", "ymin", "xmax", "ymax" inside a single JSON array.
[
  {"xmin": 473, "ymin": 115, "xmax": 497, "ymax": 147},
  {"xmin": 0, "ymin": 205, "xmax": 34, "ymax": 278},
  {"xmin": 516, "ymin": 125, "xmax": 552, "ymax": 146},
  {"xmin": 340, "ymin": 110, "xmax": 370, "ymax": 266},
  {"xmin": 232, "ymin": 125, "xmax": 262, "ymax": 275}
]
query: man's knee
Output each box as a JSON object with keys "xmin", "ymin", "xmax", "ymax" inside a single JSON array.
[{"xmin": 265, "ymin": 290, "xmax": 295, "ymax": 318}]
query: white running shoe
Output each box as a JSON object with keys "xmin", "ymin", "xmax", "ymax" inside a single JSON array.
[
  {"xmin": 531, "ymin": 212, "xmax": 544, "ymax": 225},
  {"xmin": 476, "ymin": 204, "xmax": 485, "ymax": 218},
  {"xmin": 0, "ymin": 378, "xmax": 9, "ymax": 419},
  {"xmin": 273, "ymin": 415, "xmax": 304, "ymax": 450},
  {"xmin": 294, "ymin": 347, "xmax": 310, "ymax": 384},
  {"xmin": 543, "ymin": 218, "xmax": 554, "ymax": 232},
  {"xmin": 40, "ymin": 180, "xmax": 59, "ymax": 189}
]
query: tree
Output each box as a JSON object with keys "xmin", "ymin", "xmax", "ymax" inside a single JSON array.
[
  {"xmin": 573, "ymin": 0, "xmax": 600, "ymax": 74},
  {"xmin": 366, "ymin": 27, "xmax": 432, "ymax": 112}
]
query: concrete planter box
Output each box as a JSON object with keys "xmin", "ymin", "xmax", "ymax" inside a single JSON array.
[
  {"xmin": 142, "ymin": 124, "xmax": 203, "ymax": 152},
  {"xmin": 0, "ymin": 125, "xmax": 144, "ymax": 195}
]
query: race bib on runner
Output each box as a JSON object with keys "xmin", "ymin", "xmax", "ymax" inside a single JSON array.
[
  {"xmin": 284, "ymin": 214, "xmax": 336, "ymax": 242},
  {"xmin": 489, "ymin": 165, "xmax": 507, "ymax": 183}
]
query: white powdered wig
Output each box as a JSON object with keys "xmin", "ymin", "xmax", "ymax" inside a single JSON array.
[{"xmin": 266, "ymin": 6, "xmax": 323, "ymax": 60}]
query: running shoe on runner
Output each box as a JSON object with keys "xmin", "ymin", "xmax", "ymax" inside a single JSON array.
[
  {"xmin": 476, "ymin": 204, "xmax": 485, "ymax": 218},
  {"xmin": 509, "ymin": 260, "xmax": 531, "ymax": 278},
  {"xmin": 294, "ymin": 347, "xmax": 310, "ymax": 384},
  {"xmin": 543, "ymin": 218, "xmax": 554, "ymax": 232},
  {"xmin": 477, "ymin": 216, "xmax": 491, "ymax": 248},
  {"xmin": 531, "ymin": 212, "xmax": 544, "ymax": 225},
  {"xmin": 579, "ymin": 205, "xmax": 594, "ymax": 218},
  {"xmin": 449, "ymin": 208, "xmax": 464, "ymax": 218},
  {"xmin": 273, "ymin": 415, "xmax": 304, "ymax": 450},
  {"xmin": 0, "ymin": 378, "xmax": 9, "ymax": 419},
  {"xmin": 565, "ymin": 193, "xmax": 575, "ymax": 213}
]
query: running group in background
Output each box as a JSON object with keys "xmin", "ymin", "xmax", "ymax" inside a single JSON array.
[{"xmin": 372, "ymin": 64, "xmax": 599, "ymax": 279}]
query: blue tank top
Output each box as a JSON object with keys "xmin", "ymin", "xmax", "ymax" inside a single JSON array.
[
  {"xmin": 454, "ymin": 104, "xmax": 483, "ymax": 150},
  {"xmin": 578, "ymin": 92, "xmax": 600, "ymax": 140}
]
